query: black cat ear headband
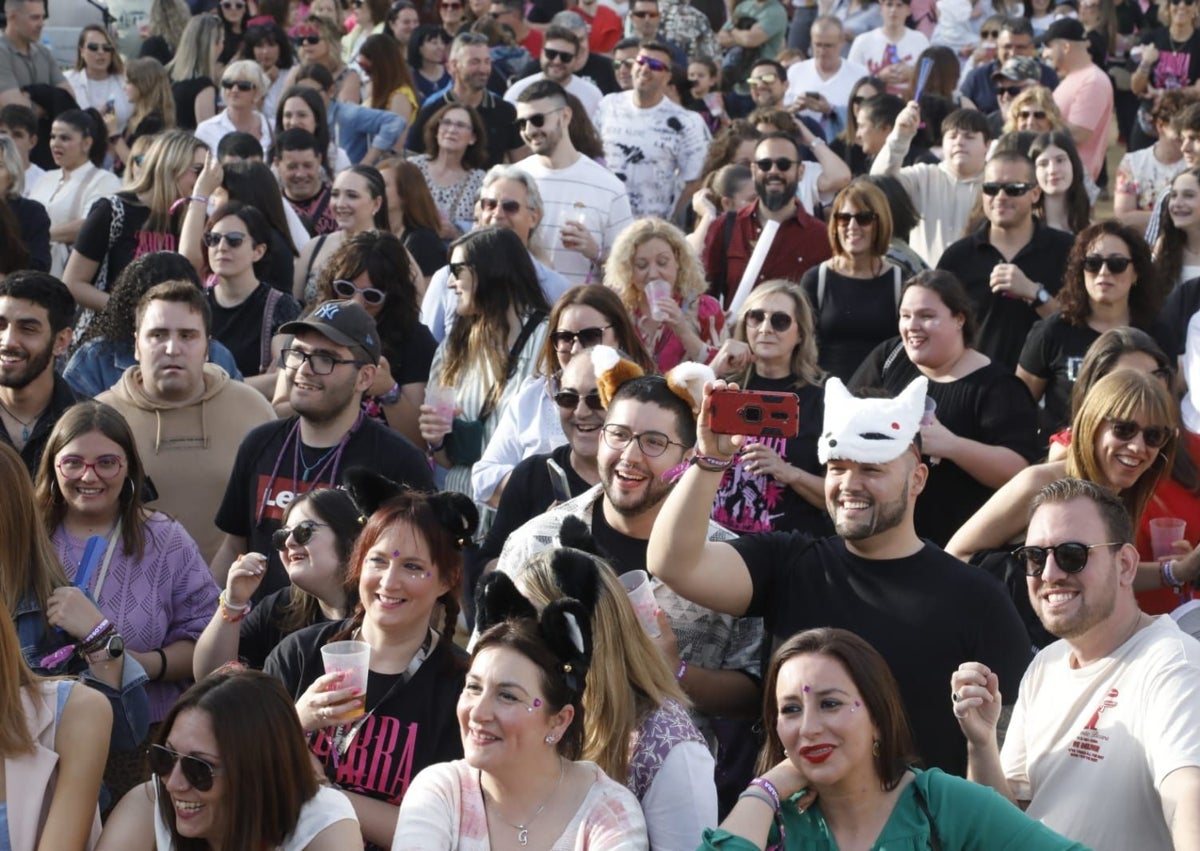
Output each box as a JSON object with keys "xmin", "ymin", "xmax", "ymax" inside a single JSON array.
[{"xmin": 341, "ymin": 467, "xmax": 479, "ymax": 549}]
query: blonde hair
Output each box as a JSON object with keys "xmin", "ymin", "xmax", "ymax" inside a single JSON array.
[
  {"xmin": 1003, "ymin": 86, "xmax": 1066, "ymax": 135},
  {"xmin": 221, "ymin": 59, "xmax": 271, "ymax": 108},
  {"xmin": 731, "ymin": 280, "xmax": 824, "ymax": 388},
  {"xmin": 126, "ymin": 57, "xmax": 176, "ymax": 135},
  {"xmin": 168, "ymin": 14, "xmax": 223, "ymax": 82},
  {"xmin": 518, "ymin": 550, "xmax": 688, "ymax": 783},
  {"xmin": 124, "ymin": 134, "xmax": 156, "ymax": 187},
  {"xmin": 0, "ymin": 135, "xmax": 24, "ymax": 200},
  {"xmin": 125, "ymin": 129, "xmax": 208, "ymax": 232},
  {"xmin": 149, "ymin": 0, "xmax": 191, "ymax": 49},
  {"xmin": 603, "ymin": 217, "xmax": 708, "ymax": 315},
  {"xmin": 74, "ymin": 25, "xmax": 125, "ymax": 75}
]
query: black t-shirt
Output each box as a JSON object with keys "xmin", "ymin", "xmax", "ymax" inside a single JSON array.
[
  {"xmin": 936, "ymin": 223, "xmax": 1075, "ymax": 371},
  {"xmin": 10, "ymin": 196, "xmax": 50, "ymax": 272},
  {"xmin": 1141, "ymin": 27, "xmax": 1200, "ymax": 91},
  {"xmin": 403, "ymin": 226, "xmax": 448, "ymax": 278},
  {"xmin": 74, "ymin": 193, "xmax": 172, "ymax": 288},
  {"xmin": 850, "ymin": 338, "xmax": 1042, "ymax": 546},
  {"xmin": 172, "ymin": 76, "xmax": 215, "ymax": 130},
  {"xmin": 383, "ymin": 320, "xmax": 438, "ymax": 387},
  {"xmin": 215, "ymin": 417, "xmax": 433, "ymax": 598},
  {"xmin": 590, "ymin": 504, "xmax": 650, "ymax": 576},
  {"xmin": 1157, "ymin": 275, "xmax": 1200, "ymax": 357},
  {"xmin": 800, "ymin": 263, "xmax": 902, "ymax": 382},
  {"xmin": 405, "ymin": 90, "xmax": 523, "ymax": 168},
  {"xmin": 734, "ymin": 534, "xmax": 1033, "ymax": 776},
  {"xmin": 139, "ymin": 34, "xmax": 174, "ymax": 65},
  {"xmin": 264, "ymin": 228, "xmax": 297, "ymax": 295},
  {"xmin": 206, "ymin": 282, "xmax": 302, "ymax": 378},
  {"xmin": 237, "ymin": 586, "xmax": 336, "ymax": 670}
]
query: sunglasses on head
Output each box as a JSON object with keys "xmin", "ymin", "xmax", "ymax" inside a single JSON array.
[
  {"xmin": 1011, "ymin": 541, "xmax": 1121, "ymax": 577},
  {"xmin": 221, "ymin": 79, "xmax": 255, "ymax": 91},
  {"xmin": 996, "ymin": 85, "xmax": 1024, "ymax": 98},
  {"xmin": 332, "ymin": 278, "xmax": 386, "ymax": 305},
  {"xmin": 745, "ymin": 309, "xmax": 794, "ymax": 332},
  {"xmin": 981, "ymin": 181, "xmax": 1035, "ymax": 197},
  {"xmin": 149, "ymin": 744, "xmax": 220, "ymax": 792},
  {"xmin": 755, "ymin": 157, "xmax": 795, "ymax": 172},
  {"xmin": 293, "ymin": 34, "xmax": 321, "ymax": 45},
  {"xmin": 550, "ymin": 325, "xmax": 611, "ymax": 350},
  {"xmin": 1082, "ymin": 254, "xmax": 1132, "ymax": 274},
  {"xmin": 1106, "ymin": 418, "xmax": 1173, "ymax": 449},
  {"xmin": 271, "ymin": 519, "xmax": 329, "ymax": 551},
  {"xmin": 834, "ymin": 210, "xmax": 877, "ymax": 226},
  {"xmin": 85, "ymin": 41, "xmax": 114, "ymax": 52},
  {"xmin": 202, "ymin": 231, "xmax": 249, "ymax": 248},
  {"xmin": 636, "ymin": 55, "xmax": 669, "ymax": 71},
  {"xmin": 479, "ymin": 197, "xmax": 522, "ymax": 213},
  {"xmin": 544, "ymin": 47, "xmax": 575, "ymax": 63},
  {"xmin": 1018, "ymin": 109, "xmax": 1047, "ymax": 121},
  {"xmin": 516, "ymin": 107, "xmax": 563, "ymax": 130},
  {"xmin": 553, "ymin": 388, "xmax": 605, "ymax": 410}
]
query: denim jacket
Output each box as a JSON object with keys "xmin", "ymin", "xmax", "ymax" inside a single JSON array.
[{"xmin": 328, "ymin": 100, "xmax": 406, "ymax": 165}]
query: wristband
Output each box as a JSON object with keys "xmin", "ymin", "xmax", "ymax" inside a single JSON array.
[
  {"xmin": 168, "ymin": 195, "xmax": 210, "ymax": 215},
  {"xmin": 693, "ymin": 453, "xmax": 735, "ymax": 472},
  {"xmin": 378, "ymin": 382, "xmax": 401, "ymax": 405},
  {"xmin": 81, "ymin": 618, "xmax": 112, "ymax": 647},
  {"xmin": 151, "ymin": 648, "xmax": 168, "ymax": 682},
  {"xmin": 738, "ymin": 788, "xmax": 778, "ymax": 810},
  {"xmin": 675, "ymin": 659, "xmax": 688, "ymax": 681},
  {"xmin": 219, "ymin": 590, "xmax": 252, "ymax": 622},
  {"xmin": 81, "ymin": 623, "xmax": 116, "ymax": 653},
  {"xmin": 748, "ymin": 777, "xmax": 781, "ymax": 811},
  {"xmin": 1163, "ymin": 560, "xmax": 1182, "ymax": 589}
]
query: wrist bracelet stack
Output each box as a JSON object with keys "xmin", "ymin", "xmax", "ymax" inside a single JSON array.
[
  {"xmin": 219, "ymin": 590, "xmax": 252, "ymax": 623},
  {"xmin": 739, "ymin": 776, "xmax": 781, "ymax": 813},
  {"xmin": 1162, "ymin": 560, "xmax": 1183, "ymax": 590},
  {"xmin": 693, "ymin": 453, "xmax": 735, "ymax": 473}
]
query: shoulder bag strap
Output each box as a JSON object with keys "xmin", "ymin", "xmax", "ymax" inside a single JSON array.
[
  {"xmin": 817, "ymin": 260, "xmax": 829, "ymax": 310},
  {"xmin": 911, "ymin": 778, "xmax": 943, "ymax": 851},
  {"xmin": 260, "ymin": 287, "xmax": 285, "ymax": 373}
]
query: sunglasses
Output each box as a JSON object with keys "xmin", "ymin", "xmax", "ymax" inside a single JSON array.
[
  {"xmin": 332, "ymin": 278, "xmax": 386, "ymax": 305},
  {"xmin": 1082, "ymin": 254, "xmax": 1132, "ymax": 274},
  {"xmin": 834, "ymin": 211, "xmax": 877, "ymax": 226},
  {"xmin": 293, "ymin": 34, "xmax": 321, "ymax": 45},
  {"xmin": 441, "ymin": 2, "xmax": 463, "ymax": 8},
  {"xmin": 614, "ymin": 57, "xmax": 635, "ymax": 68},
  {"xmin": 1171, "ymin": 0, "xmax": 1196, "ymax": 6},
  {"xmin": 996, "ymin": 85, "xmax": 1025, "ymax": 98},
  {"xmin": 1105, "ymin": 418, "xmax": 1173, "ymax": 449},
  {"xmin": 755, "ymin": 157, "xmax": 795, "ymax": 172},
  {"xmin": 516, "ymin": 107, "xmax": 563, "ymax": 130},
  {"xmin": 544, "ymin": 48, "xmax": 575, "ymax": 63},
  {"xmin": 631, "ymin": 9, "xmax": 659, "ymax": 15},
  {"xmin": 745, "ymin": 309, "xmax": 794, "ymax": 332},
  {"xmin": 479, "ymin": 197, "xmax": 522, "ymax": 214},
  {"xmin": 550, "ymin": 325, "xmax": 611, "ymax": 350},
  {"xmin": 1012, "ymin": 541, "xmax": 1122, "ymax": 577},
  {"xmin": 220, "ymin": 0, "xmax": 246, "ymax": 8},
  {"xmin": 981, "ymin": 182, "xmax": 1035, "ymax": 197},
  {"xmin": 203, "ymin": 231, "xmax": 250, "ymax": 248},
  {"xmin": 1018, "ymin": 109, "xmax": 1048, "ymax": 121},
  {"xmin": 271, "ymin": 519, "xmax": 329, "ymax": 551},
  {"xmin": 748, "ymin": 73, "xmax": 779, "ymax": 85},
  {"xmin": 851, "ymin": 94, "xmax": 868, "ymax": 106},
  {"xmin": 85, "ymin": 41, "xmax": 115, "ymax": 52},
  {"xmin": 981, "ymin": 28, "xmax": 1000, "ymax": 37},
  {"xmin": 636, "ymin": 55, "xmax": 669, "ymax": 71},
  {"xmin": 553, "ymin": 389, "xmax": 604, "ymax": 410},
  {"xmin": 221, "ymin": 79, "xmax": 255, "ymax": 91},
  {"xmin": 449, "ymin": 260, "xmax": 472, "ymax": 279},
  {"xmin": 149, "ymin": 744, "xmax": 221, "ymax": 792}
]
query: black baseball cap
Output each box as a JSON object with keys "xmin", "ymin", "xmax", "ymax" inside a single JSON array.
[
  {"xmin": 1036, "ymin": 17, "xmax": 1087, "ymax": 44},
  {"xmin": 279, "ymin": 299, "xmax": 382, "ymax": 364}
]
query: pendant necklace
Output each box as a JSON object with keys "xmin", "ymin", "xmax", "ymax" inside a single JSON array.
[
  {"xmin": 0, "ymin": 398, "xmax": 39, "ymax": 443},
  {"xmin": 485, "ymin": 757, "xmax": 564, "ymax": 847}
]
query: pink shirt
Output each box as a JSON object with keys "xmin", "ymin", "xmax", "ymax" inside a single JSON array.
[{"xmin": 1052, "ymin": 62, "xmax": 1113, "ymax": 181}]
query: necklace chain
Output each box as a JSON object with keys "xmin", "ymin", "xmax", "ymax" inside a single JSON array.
[
  {"xmin": 486, "ymin": 757, "xmax": 565, "ymax": 847},
  {"xmin": 0, "ymin": 398, "xmax": 41, "ymax": 443}
]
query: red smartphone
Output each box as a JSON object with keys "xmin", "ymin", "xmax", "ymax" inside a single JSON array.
[{"xmin": 708, "ymin": 389, "xmax": 800, "ymax": 439}]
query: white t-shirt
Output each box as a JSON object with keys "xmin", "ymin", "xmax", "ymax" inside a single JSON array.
[
  {"xmin": 784, "ymin": 58, "xmax": 870, "ymax": 130},
  {"xmin": 505, "ymin": 72, "xmax": 605, "ymax": 116},
  {"xmin": 1002, "ymin": 616, "xmax": 1200, "ymax": 851},
  {"xmin": 846, "ymin": 28, "xmax": 930, "ymax": 95}
]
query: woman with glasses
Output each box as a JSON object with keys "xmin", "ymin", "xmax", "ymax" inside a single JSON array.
[
  {"xmin": 438, "ymin": 0, "xmax": 468, "ymax": 35},
  {"xmin": 1030, "ymin": 130, "xmax": 1093, "ymax": 234},
  {"xmin": 109, "ymin": 58, "xmax": 174, "ymax": 173},
  {"xmin": 34, "ymin": 401, "xmax": 219, "ymax": 793},
  {"xmin": 286, "ymin": 15, "xmax": 359, "ymax": 104},
  {"xmin": 237, "ymin": 22, "xmax": 296, "ymax": 123},
  {"xmin": 65, "ymin": 25, "xmax": 132, "ymax": 136},
  {"xmin": 1002, "ymin": 86, "xmax": 1067, "ymax": 136},
  {"xmin": 266, "ymin": 473, "xmax": 476, "ymax": 851},
  {"xmin": 194, "ymin": 488, "xmax": 361, "ymax": 679},
  {"xmin": 97, "ymin": 668, "xmax": 362, "ymax": 850},
  {"xmin": 800, "ymin": 180, "xmax": 901, "ymax": 382},
  {"xmin": 217, "ymin": 0, "xmax": 250, "ymax": 65},
  {"xmin": 345, "ymin": 0, "xmax": 390, "ymax": 64},
  {"xmin": 408, "ymin": 25, "xmax": 453, "ymax": 103},
  {"xmin": 195, "ymin": 60, "xmax": 274, "ymax": 152},
  {"xmin": 411, "ymin": 102, "xmax": 487, "ymax": 239},
  {"xmin": 849, "ymin": 271, "xmax": 1041, "ymax": 547},
  {"xmin": 167, "ymin": 15, "xmax": 223, "ymax": 130},
  {"xmin": 1154, "ymin": 165, "xmax": 1200, "ymax": 287}
]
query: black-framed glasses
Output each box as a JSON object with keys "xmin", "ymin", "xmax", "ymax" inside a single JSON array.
[
  {"xmin": 1012, "ymin": 541, "xmax": 1122, "ymax": 576},
  {"xmin": 851, "ymin": 94, "xmax": 867, "ymax": 106},
  {"xmin": 745, "ymin": 309, "xmax": 794, "ymax": 332},
  {"xmin": 833, "ymin": 211, "xmax": 878, "ymax": 226},
  {"xmin": 996, "ymin": 85, "xmax": 1024, "ymax": 98},
  {"xmin": 281, "ymin": 347, "xmax": 366, "ymax": 375},
  {"xmin": 981, "ymin": 182, "xmax": 1036, "ymax": 197},
  {"xmin": 1105, "ymin": 418, "xmax": 1173, "ymax": 449},
  {"xmin": 631, "ymin": 9, "xmax": 660, "ymax": 16},
  {"xmin": 57, "ymin": 454, "xmax": 124, "ymax": 479},
  {"xmin": 85, "ymin": 41, "xmax": 114, "ymax": 52},
  {"xmin": 449, "ymin": 261, "xmax": 472, "ymax": 279},
  {"xmin": 1018, "ymin": 109, "xmax": 1047, "ymax": 121},
  {"xmin": 293, "ymin": 34, "xmax": 321, "ymax": 46},
  {"xmin": 516, "ymin": 108, "xmax": 563, "ymax": 130},
  {"xmin": 332, "ymin": 278, "xmax": 386, "ymax": 305},
  {"xmin": 479, "ymin": 197, "xmax": 522, "ymax": 213},
  {"xmin": 601, "ymin": 424, "xmax": 686, "ymax": 457},
  {"xmin": 550, "ymin": 325, "xmax": 611, "ymax": 350},
  {"xmin": 544, "ymin": 47, "xmax": 575, "ymax": 63},
  {"xmin": 203, "ymin": 231, "xmax": 249, "ymax": 248},
  {"xmin": 755, "ymin": 157, "xmax": 795, "ymax": 172},
  {"xmin": 553, "ymin": 389, "xmax": 604, "ymax": 411},
  {"xmin": 1082, "ymin": 254, "xmax": 1132, "ymax": 274},
  {"xmin": 149, "ymin": 744, "xmax": 221, "ymax": 792},
  {"xmin": 636, "ymin": 55, "xmax": 669, "ymax": 71},
  {"xmin": 271, "ymin": 519, "xmax": 330, "ymax": 551},
  {"xmin": 221, "ymin": 79, "xmax": 256, "ymax": 91}
]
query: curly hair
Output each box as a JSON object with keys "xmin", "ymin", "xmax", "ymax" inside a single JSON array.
[
  {"xmin": 80, "ymin": 251, "xmax": 203, "ymax": 346},
  {"xmin": 1060, "ymin": 220, "xmax": 1165, "ymax": 329},
  {"xmin": 699, "ymin": 119, "xmax": 761, "ymax": 178},
  {"xmin": 603, "ymin": 218, "xmax": 708, "ymax": 316}
]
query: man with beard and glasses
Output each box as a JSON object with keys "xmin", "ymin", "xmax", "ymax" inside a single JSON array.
[
  {"xmin": 0, "ymin": 272, "xmax": 80, "ymax": 476},
  {"xmin": 514, "ymin": 81, "xmax": 633, "ymax": 286},
  {"xmin": 952, "ymin": 478, "xmax": 1200, "ymax": 851},
  {"xmin": 702, "ymin": 133, "xmax": 831, "ymax": 310},
  {"xmin": 648, "ymin": 375, "xmax": 1031, "ymax": 778},
  {"xmin": 210, "ymin": 300, "xmax": 431, "ymax": 600},
  {"xmin": 504, "ymin": 26, "xmax": 604, "ymax": 116}
]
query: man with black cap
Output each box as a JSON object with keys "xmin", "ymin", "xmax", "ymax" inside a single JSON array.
[
  {"xmin": 1040, "ymin": 16, "xmax": 1112, "ymax": 181},
  {"xmin": 210, "ymin": 300, "xmax": 433, "ymax": 598},
  {"xmin": 986, "ymin": 56, "xmax": 1042, "ymax": 138}
]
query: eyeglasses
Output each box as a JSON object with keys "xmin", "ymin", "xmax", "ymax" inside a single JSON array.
[
  {"xmin": 332, "ymin": 278, "xmax": 386, "ymax": 305},
  {"xmin": 981, "ymin": 28, "xmax": 1000, "ymax": 37},
  {"xmin": 281, "ymin": 347, "xmax": 366, "ymax": 375},
  {"xmin": 220, "ymin": 0, "xmax": 246, "ymax": 8},
  {"xmin": 448, "ymin": 261, "xmax": 472, "ymax": 279},
  {"xmin": 1171, "ymin": 0, "xmax": 1196, "ymax": 6},
  {"xmin": 221, "ymin": 79, "xmax": 256, "ymax": 91},
  {"xmin": 553, "ymin": 389, "xmax": 604, "ymax": 410},
  {"xmin": 149, "ymin": 744, "xmax": 221, "ymax": 792},
  {"xmin": 834, "ymin": 211, "xmax": 877, "ymax": 226},
  {"xmin": 271, "ymin": 519, "xmax": 329, "ymax": 550},
  {"xmin": 851, "ymin": 94, "xmax": 868, "ymax": 106},
  {"xmin": 636, "ymin": 55, "xmax": 669, "ymax": 72},
  {"xmin": 1105, "ymin": 418, "xmax": 1173, "ymax": 449},
  {"xmin": 479, "ymin": 197, "xmax": 522, "ymax": 214},
  {"xmin": 293, "ymin": 34, "xmax": 321, "ymax": 46},
  {"xmin": 439, "ymin": 117, "xmax": 472, "ymax": 131},
  {"xmin": 203, "ymin": 230, "xmax": 250, "ymax": 248},
  {"xmin": 981, "ymin": 182, "xmax": 1036, "ymax": 197},
  {"xmin": 544, "ymin": 48, "xmax": 575, "ymax": 63},
  {"xmin": 748, "ymin": 73, "xmax": 779, "ymax": 85},
  {"xmin": 84, "ymin": 41, "xmax": 114, "ymax": 53},
  {"xmin": 996, "ymin": 85, "xmax": 1024, "ymax": 98},
  {"xmin": 601, "ymin": 424, "xmax": 686, "ymax": 457},
  {"xmin": 1018, "ymin": 109, "xmax": 1048, "ymax": 121},
  {"xmin": 755, "ymin": 157, "xmax": 795, "ymax": 172},
  {"xmin": 614, "ymin": 57, "xmax": 635, "ymax": 69},
  {"xmin": 516, "ymin": 107, "xmax": 563, "ymax": 130},
  {"xmin": 57, "ymin": 454, "xmax": 124, "ymax": 479},
  {"xmin": 745, "ymin": 309, "xmax": 794, "ymax": 332},
  {"xmin": 550, "ymin": 325, "xmax": 611, "ymax": 350},
  {"xmin": 1012, "ymin": 541, "xmax": 1122, "ymax": 577},
  {"xmin": 1082, "ymin": 254, "xmax": 1132, "ymax": 274},
  {"xmin": 631, "ymin": 9, "xmax": 660, "ymax": 16}
]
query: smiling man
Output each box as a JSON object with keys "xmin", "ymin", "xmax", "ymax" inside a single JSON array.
[{"xmin": 504, "ymin": 26, "xmax": 604, "ymax": 115}]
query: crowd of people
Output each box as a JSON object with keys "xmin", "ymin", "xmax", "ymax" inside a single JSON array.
[{"xmin": 0, "ymin": 0, "xmax": 1197, "ymax": 846}]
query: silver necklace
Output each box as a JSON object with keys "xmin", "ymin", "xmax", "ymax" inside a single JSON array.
[
  {"xmin": 486, "ymin": 757, "xmax": 564, "ymax": 847},
  {"xmin": 0, "ymin": 398, "xmax": 40, "ymax": 443}
]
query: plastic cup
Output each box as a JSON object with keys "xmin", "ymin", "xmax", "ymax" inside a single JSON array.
[
  {"xmin": 921, "ymin": 396, "xmax": 937, "ymax": 426},
  {"xmin": 620, "ymin": 570, "xmax": 662, "ymax": 638},
  {"xmin": 645, "ymin": 279, "xmax": 673, "ymax": 322},
  {"xmin": 321, "ymin": 640, "xmax": 371, "ymax": 720},
  {"xmin": 1150, "ymin": 517, "xmax": 1187, "ymax": 560},
  {"xmin": 425, "ymin": 385, "xmax": 457, "ymax": 421}
]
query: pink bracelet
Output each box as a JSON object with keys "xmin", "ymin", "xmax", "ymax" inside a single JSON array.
[
  {"xmin": 675, "ymin": 659, "xmax": 688, "ymax": 681},
  {"xmin": 748, "ymin": 777, "xmax": 781, "ymax": 811}
]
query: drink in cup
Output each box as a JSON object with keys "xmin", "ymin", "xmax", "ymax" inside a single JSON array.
[
  {"xmin": 425, "ymin": 385, "xmax": 457, "ymax": 421},
  {"xmin": 620, "ymin": 570, "xmax": 662, "ymax": 638},
  {"xmin": 321, "ymin": 640, "xmax": 371, "ymax": 720},
  {"xmin": 645, "ymin": 279, "xmax": 672, "ymax": 322},
  {"xmin": 1150, "ymin": 517, "xmax": 1187, "ymax": 560}
]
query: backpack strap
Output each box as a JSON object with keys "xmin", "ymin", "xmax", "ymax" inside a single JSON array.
[
  {"xmin": 259, "ymin": 287, "xmax": 285, "ymax": 374},
  {"xmin": 893, "ymin": 263, "xmax": 902, "ymax": 307}
]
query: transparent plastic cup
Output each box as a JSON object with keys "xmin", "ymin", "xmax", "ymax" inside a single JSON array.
[
  {"xmin": 645, "ymin": 279, "xmax": 672, "ymax": 322},
  {"xmin": 321, "ymin": 640, "xmax": 371, "ymax": 720},
  {"xmin": 1150, "ymin": 517, "xmax": 1187, "ymax": 560},
  {"xmin": 620, "ymin": 570, "xmax": 662, "ymax": 638},
  {"xmin": 424, "ymin": 385, "xmax": 457, "ymax": 421}
]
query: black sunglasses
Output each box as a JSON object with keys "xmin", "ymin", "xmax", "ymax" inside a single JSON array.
[
  {"xmin": 755, "ymin": 157, "xmax": 795, "ymax": 172},
  {"xmin": 544, "ymin": 47, "xmax": 575, "ymax": 63},
  {"xmin": 85, "ymin": 41, "xmax": 115, "ymax": 52},
  {"xmin": 636, "ymin": 55, "xmax": 669, "ymax": 71},
  {"xmin": 631, "ymin": 9, "xmax": 659, "ymax": 15},
  {"xmin": 479, "ymin": 197, "xmax": 522, "ymax": 213},
  {"xmin": 1106, "ymin": 418, "xmax": 1173, "ymax": 449},
  {"xmin": 203, "ymin": 231, "xmax": 249, "ymax": 248},
  {"xmin": 553, "ymin": 389, "xmax": 604, "ymax": 410},
  {"xmin": 550, "ymin": 325, "xmax": 611, "ymax": 350},
  {"xmin": 981, "ymin": 28, "xmax": 1000, "ymax": 37},
  {"xmin": 516, "ymin": 107, "xmax": 563, "ymax": 131},
  {"xmin": 1082, "ymin": 254, "xmax": 1132, "ymax": 274},
  {"xmin": 1018, "ymin": 109, "xmax": 1047, "ymax": 121},
  {"xmin": 332, "ymin": 278, "xmax": 386, "ymax": 305},
  {"xmin": 271, "ymin": 519, "xmax": 330, "ymax": 551},
  {"xmin": 1171, "ymin": 0, "xmax": 1196, "ymax": 6},
  {"xmin": 1012, "ymin": 541, "xmax": 1122, "ymax": 576},
  {"xmin": 745, "ymin": 309, "xmax": 794, "ymax": 332},
  {"xmin": 449, "ymin": 260, "xmax": 472, "ymax": 279},
  {"xmin": 996, "ymin": 85, "xmax": 1024, "ymax": 98},
  {"xmin": 149, "ymin": 744, "xmax": 220, "ymax": 791},
  {"xmin": 293, "ymin": 34, "xmax": 321, "ymax": 45},
  {"xmin": 834, "ymin": 211, "xmax": 878, "ymax": 226},
  {"xmin": 981, "ymin": 182, "xmax": 1035, "ymax": 197},
  {"xmin": 221, "ymin": 79, "xmax": 255, "ymax": 91}
]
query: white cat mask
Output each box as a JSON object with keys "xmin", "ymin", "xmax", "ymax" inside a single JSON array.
[{"xmin": 818, "ymin": 376, "xmax": 928, "ymax": 465}]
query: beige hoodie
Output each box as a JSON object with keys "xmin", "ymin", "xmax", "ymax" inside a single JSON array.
[{"xmin": 98, "ymin": 363, "xmax": 276, "ymax": 563}]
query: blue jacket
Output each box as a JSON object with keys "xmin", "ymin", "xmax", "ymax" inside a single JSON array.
[
  {"xmin": 64, "ymin": 339, "xmax": 244, "ymax": 398},
  {"xmin": 328, "ymin": 100, "xmax": 407, "ymax": 164}
]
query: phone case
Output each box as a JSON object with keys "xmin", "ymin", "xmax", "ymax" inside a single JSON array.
[{"xmin": 709, "ymin": 390, "xmax": 800, "ymax": 438}]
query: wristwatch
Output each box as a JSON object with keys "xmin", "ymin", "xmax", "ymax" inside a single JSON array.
[
  {"xmin": 84, "ymin": 632, "xmax": 125, "ymax": 665},
  {"xmin": 1035, "ymin": 286, "xmax": 1051, "ymax": 305}
]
